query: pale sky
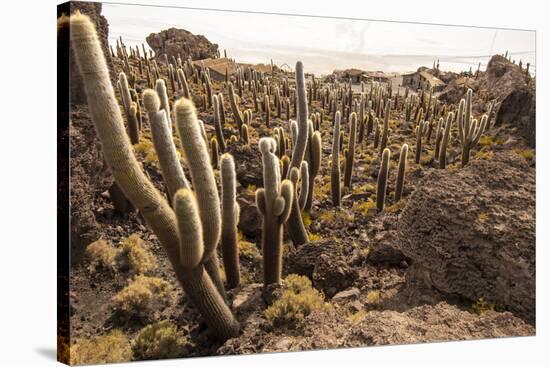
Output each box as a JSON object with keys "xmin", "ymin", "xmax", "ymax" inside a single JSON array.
[{"xmin": 102, "ymin": 2, "xmax": 536, "ymax": 76}]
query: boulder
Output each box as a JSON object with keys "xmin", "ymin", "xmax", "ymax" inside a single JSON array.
[
  {"xmin": 286, "ymin": 239, "xmax": 359, "ymax": 297},
  {"xmin": 146, "ymin": 28, "xmax": 219, "ymax": 61},
  {"xmin": 397, "ymin": 152, "xmax": 535, "ymax": 323},
  {"xmin": 495, "ymin": 87, "xmax": 536, "ymax": 147}
]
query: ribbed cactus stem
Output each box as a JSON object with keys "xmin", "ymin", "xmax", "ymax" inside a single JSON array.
[
  {"xmin": 177, "ymin": 68, "xmax": 191, "ymax": 99},
  {"xmin": 240, "ymin": 124, "xmax": 249, "ymax": 145},
  {"xmin": 439, "ymin": 112, "xmax": 454, "ymax": 169},
  {"xmin": 212, "ymin": 94, "xmax": 226, "ymax": 153},
  {"xmin": 174, "ymin": 189, "xmax": 204, "ymax": 268},
  {"xmin": 228, "ymin": 82, "xmax": 244, "ymax": 129},
  {"xmin": 380, "ymin": 102, "xmax": 390, "ymax": 154},
  {"xmin": 69, "ymin": 13, "xmax": 238, "ymax": 340},
  {"xmin": 210, "ymin": 137, "xmax": 219, "ymax": 169},
  {"xmin": 395, "ymin": 144, "xmax": 408, "ymax": 202},
  {"xmin": 288, "ymin": 61, "xmax": 309, "ymax": 174},
  {"xmin": 343, "ymin": 112, "xmax": 357, "ymax": 188},
  {"xmin": 143, "ymin": 89, "xmax": 189, "ymax": 200},
  {"xmin": 264, "ymin": 94, "xmax": 271, "ymax": 127},
  {"xmin": 415, "ymin": 120, "xmax": 427, "ymax": 164},
  {"xmin": 287, "ymin": 164, "xmax": 309, "ymax": 247},
  {"xmin": 373, "ymin": 118, "xmax": 380, "ymax": 148},
  {"xmin": 127, "ymin": 102, "xmax": 140, "ymax": 144},
  {"xmin": 220, "ymin": 154, "xmax": 241, "ymax": 289},
  {"xmin": 331, "ymin": 111, "xmax": 341, "ymax": 207},
  {"xmin": 256, "ymin": 138, "xmax": 293, "ymax": 285},
  {"xmin": 156, "ymin": 79, "xmax": 172, "ymax": 131},
  {"xmin": 434, "ymin": 117, "xmax": 444, "ymax": 160},
  {"xmin": 377, "ymin": 148, "xmax": 391, "ymax": 211},
  {"xmin": 303, "ymin": 123, "xmax": 321, "ymax": 211}
]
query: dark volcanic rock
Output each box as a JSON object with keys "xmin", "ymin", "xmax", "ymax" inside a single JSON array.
[
  {"xmin": 226, "ymin": 144, "xmax": 263, "ymax": 188},
  {"xmin": 479, "ymin": 55, "xmax": 530, "ymax": 101},
  {"xmin": 397, "ymin": 152, "xmax": 535, "ymax": 323},
  {"xmin": 65, "ymin": 1, "xmax": 115, "ymax": 105},
  {"xmin": 146, "ymin": 28, "xmax": 219, "ymax": 61},
  {"xmin": 495, "ymin": 87, "xmax": 536, "ymax": 147},
  {"xmin": 286, "ymin": 239, "xmax": 359, "ymax": 297}
]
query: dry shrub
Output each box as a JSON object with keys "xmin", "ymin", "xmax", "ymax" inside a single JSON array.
[
  {"xmin": 133, "ymin": 321, "xmax": 187, "ymax": 360},
  {"xmin": 118, "ymin": 234, "xmax": 157, "ymax": 274},
  {"xmin": 70, "ymin": 330, "xmax": 132, "ymax": 365},
  {"xmin": 265, "ymin": 274, "xmax": 326, "ymax": 327},
  {"xmin": 85, "ymin": 239, "xmax": 117, "ymax": 272},
  {"xmin": 112, "ymin": 275, "xmax": 171, "ymax": 316}
]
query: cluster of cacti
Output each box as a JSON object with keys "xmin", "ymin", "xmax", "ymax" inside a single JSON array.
[
  {"xmin": 70, "ymin": 13, "xmax": 239, "ymax": 340},
  {"xmin": 457, "ymin": 89, "xmax": 487, "ymax": 166}
]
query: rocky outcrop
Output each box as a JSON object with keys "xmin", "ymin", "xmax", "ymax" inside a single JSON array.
[
  {"xmin": 62, "ymin": 1, "xmax": 114, "ymax": 105},
  {"xmin": 219, "ymin": 302, "xmax": 533, "ymax": 354},
  {"xmin": 478, "ymin": 55, "xmax": 530, "ymax": 101},
  {"xmin": 146, "ymin": 28, "xmax": 219, "ymax": 61},
  {"xmin": 397, "ymin": 152, "xmax": 535, "ymax": 323},
  {"xmin": 495, "ymin": 87, "xmax": 536, "ymax": 147}
]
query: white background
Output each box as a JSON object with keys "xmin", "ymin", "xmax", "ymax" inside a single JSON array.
[{"xmin": 0, "ymin": 0, "xmax": 546, "ymax": 366}]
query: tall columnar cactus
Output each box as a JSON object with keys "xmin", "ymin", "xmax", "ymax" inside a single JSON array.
[
  {"xmin": 220, "ymin": 153, "xmax": 241, "ymax": 289},
  {"xmin": 69, "ymin": 13, "xmax": 238, "ymax": 340},
  {"xmin": 415, "ymin": 120, "xmax": 428, "ymax": 164},
  {"xmin": 343, "ymin": 112, "xmax": 357, "ymax": 188},
  {"xmin": 127, "ymin": 102, "xmax": 140, "ymax": 144},
  {"xmin": 457, "ymin": 89, "xmax": 487, "ymax": 167},
  {"xmin": 288, "ymin": 61, "xmax": 309, "ymax": 173},
  {"xmin": 287, "ymin": 162, "xmax": 310, "ymax": 246},
  {"xmin": 240, "ymin": 124, "xmax": 249, "ymax": 145},
  {"xmin": 439, "ymin": 112, "xmax": 454, "ymax": 169},
  {"xmin": 255, "ymin": 138, "xmax": 293, "ymax": 285},
  {"xmin": 433, "ymin": 117, "xmax": 444, "ymax": 161},
  {"xmin": 177, "ymin": 68, "xmax": 191, "ymax": 99},
  {"xmin": 379, "ymin": 102, "xmax": 390, "ymax": 154},
  {"xmin": 212, "ymin": 94, "xmax": 226, "ymax": 153},
  {"xmin": 210, "ymin": 137, "xmax": 219, "ymax": 169},
  {"xmin": 303, "ymin": 122, "xmax": 322, "ymax": 211},
  {"xmin": 264, "ymin": 94, "xmax": 271, "ymax": 127},
  {"xmin": 331, "ymin": 111, "xmax": 341, "ymax": 207},
  {"xmin": 228, "ymin": 82, "xmax": 244, "ymax": 129},
  {"xmin": 143, "ymin": 89, "xmax": 189, "ymax": 200},
  {"xmin": 155, "ymin": 79, "xmax": 172, "ymax": 131},
  {"xmin": 376, "ymin": 148, "xmax": 391, "ymax": 211},
  {"xmin": 373, "ymin": 118, "xmax": 380, "ymax": 149},
  {"xmin": 394, "ymin": 144, "xmax": 408, "ymax": 202}
]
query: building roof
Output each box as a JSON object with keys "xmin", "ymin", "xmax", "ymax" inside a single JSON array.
[
  {"xmin": 192, "ymin": 57, "xmax": 238, "ymax": 76},
  {"xmin": 419, "ymin": 70, "xmax": 445, "ymax": 87},
  {"xmin": 364, "ymin": 71, "xmax": 391, "ymax": 79}
]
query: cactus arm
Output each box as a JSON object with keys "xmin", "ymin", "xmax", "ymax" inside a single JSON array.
[
  {"xmin": 143, "ymin": 89, "xmax": 189, "ymax": 199},
  {"xmin": 256, "ymin": 188, "xmax": 266, "ymax": 216},
  {"xmin": 439, "ymin": 112, "xmax": 454, "ymax": 169},
  {"xmin": 377, "ymin": 148, "xmax": 391, "ymax": 211},
  {"xmin": 228, "ymin": 82, "xmax": 244, "ymax": 129},
  {"xmin": 220, "ymin": 153, "xmax": 240, "ymax": 289},
  {"xmin": 212, "ymin": 94, "xmax": 226, "ymax": 153},
  {"xmin": 174, "ymin": 98, "xmax": 222, "ymax": 260},
  {"xmin": 288, "ymin": 61, "xmax": 309, "ymax": 174},
  {"xmin": 173, "ymin": 189, "xmax": 204, "ymax": 269},
  {"xmin": 457, "ymin": 98, "xmax": 465, "ymax": 145},
  {"xmin": 298, "ymin": 161, "xmax": 309, "ymax": 211},
  {"xmin": 156, "ymin": 79, "xmax": 172, "ymax": 131},
  {"xmin": 395, "ymin": 144, "xmax": 408, "ymax": 202}
]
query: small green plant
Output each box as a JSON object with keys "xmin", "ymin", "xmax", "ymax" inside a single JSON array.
[
  {"xmin": 347, "ymin": 309, "xmax": 368, "ymax": 324},
  {"xmin": 119, "ymin": 234, "xmax": 157, "ymax": 274},
  {"xmin": 472, "ymin": 298, "xmax": 495, "ymax": 315},
  {"xmin": 112, "ymin": 275, "xmax": 171, "ymax": 316},
  {"xmin": 86, "ymin": 239, "xmax": 117, "ymax": 272},
  {"xmin": 132, "ymin": 321, "xmax": 187, "ymax": 360},
  {"xmin": 71, "ymin": 330, "xmax": 132, "ymax": 365},
  {"xmin": 265, "ymin": 274, "xmax": 325, "ymax": 327}
]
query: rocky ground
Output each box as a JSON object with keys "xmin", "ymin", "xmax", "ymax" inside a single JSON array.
[{"xmin": 64, "ymin": 5, "xmax": 536, "ymax": 365}]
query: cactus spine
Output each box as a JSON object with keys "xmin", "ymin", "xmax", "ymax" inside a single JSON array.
[
  {"xmin": 69, "ymin": 13, "xmax": 238, "ymax": 340},
  {"xmin": 343, "ymin": 112, "xmax": 357, "ymax": 188},
  {"xmin": 220, "ymin": 153, "xmax": 241, "ymax": 289},
  {"xmin": 394, "ymin": 144, "xmax": 408, "ymax": 202},
  {"xmin": 331, "ymin": 111, "xmax": 341, "ymax": 207},
  {"xmin": 256, "ymin": 138, "xmax": 293, "ymax": 285}
]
